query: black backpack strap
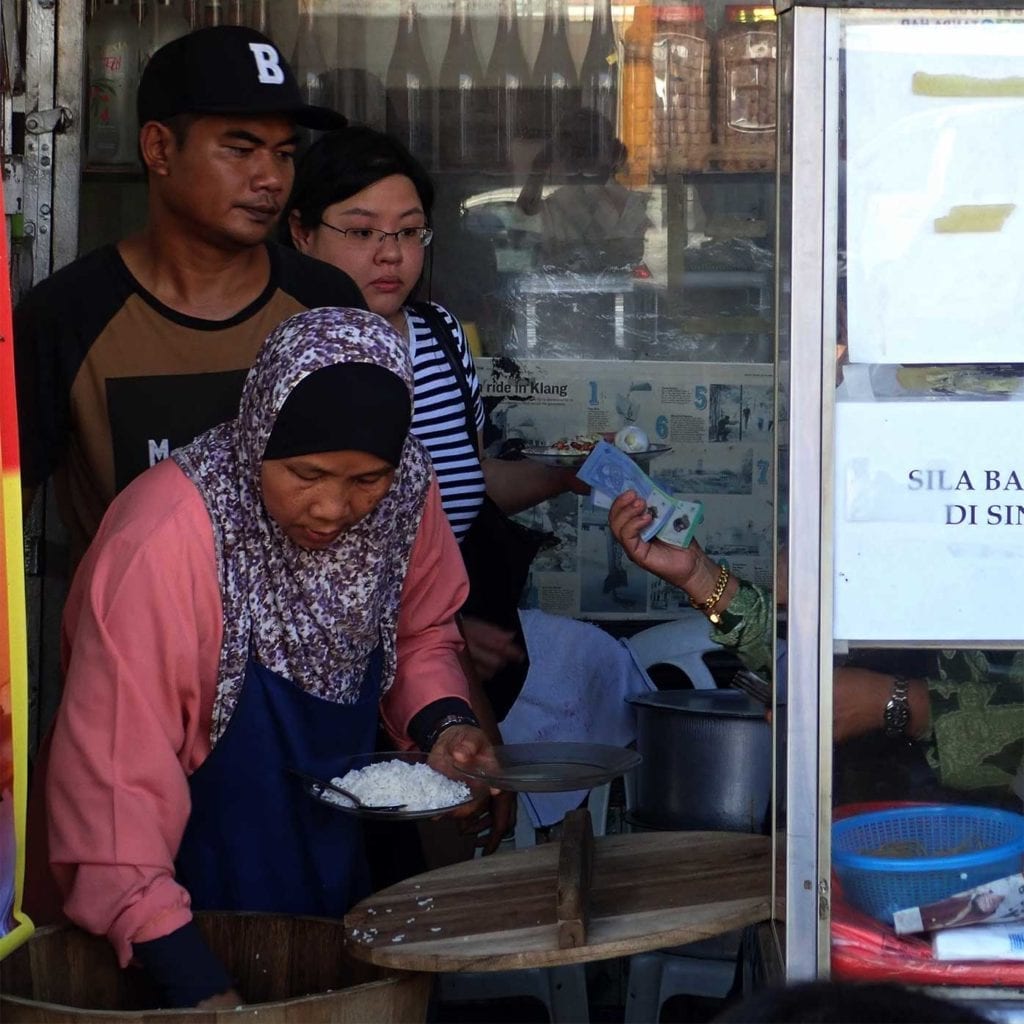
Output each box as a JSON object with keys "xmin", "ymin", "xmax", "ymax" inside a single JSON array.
[{"xmin": 408, "ymin": 301, "xmax": 479, "ymax": 456}]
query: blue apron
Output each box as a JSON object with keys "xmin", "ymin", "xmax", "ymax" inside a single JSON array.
[{"xmin": 175, "ymin": 646, "xmax": 382, "ymax": 918}]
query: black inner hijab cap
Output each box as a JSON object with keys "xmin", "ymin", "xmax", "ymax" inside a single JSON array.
[{"xmin": 262, "ymin": 362, "xmax": 411, "ymax": 466}]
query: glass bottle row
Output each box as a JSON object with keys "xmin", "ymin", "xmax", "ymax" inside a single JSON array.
[
  {"xmin": 386, "ymin": 0, "xmax": 616, "ymax": 174},
  {"xmin": 86, "ymin": 0, "xmax": 612, "ymax": 172},
  {"xmin": 87, "ymin": 1, "xmax": 776, "ymax": 179}
]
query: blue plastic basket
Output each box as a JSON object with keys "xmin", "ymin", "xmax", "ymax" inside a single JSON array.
[{"xmin": 832, "ymin": 805, "xmax": 1024, "ymax": 925}]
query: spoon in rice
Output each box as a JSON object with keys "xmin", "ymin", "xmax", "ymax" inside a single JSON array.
[{"xmin": 287, "ymin": 767, "xmax": 407, "ymax": 813}]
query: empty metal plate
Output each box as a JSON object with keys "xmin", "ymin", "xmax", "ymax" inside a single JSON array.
[{"xmin": 455, "ymin": 742, "xmax": 642, "ymax": 793}]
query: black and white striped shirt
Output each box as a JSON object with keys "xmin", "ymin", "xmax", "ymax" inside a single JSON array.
[{"xmin": 406, "ymin": 303, "xmax": 486, "ymax": 541}]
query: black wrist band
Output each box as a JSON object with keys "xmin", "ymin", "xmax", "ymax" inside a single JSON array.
[
  {"xmin": 408, "ymin": 696, "xmax": 477, "ymax": 751},
  {"xmin": 132, "ymin": 921, "xmax": 234, "ymax": 1008},
  {"xmin": 425, "ymin": 713, "xmax": 480, "ymax": 750}
]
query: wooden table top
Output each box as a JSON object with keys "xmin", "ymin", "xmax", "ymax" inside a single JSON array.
[{"xmin": 345, "ymin": 830, "xmax": 771, "ymax": 973}]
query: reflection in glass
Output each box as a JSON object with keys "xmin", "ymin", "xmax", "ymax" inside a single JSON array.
[
  {"xmin": 329, "ymin": 3, "xmax": 387, "ymax": 129},
  {"xmin": 519, "ymin": 108, "xmax": 650, "ymax": 274}
]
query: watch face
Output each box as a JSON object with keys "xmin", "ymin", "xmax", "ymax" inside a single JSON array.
[{"xmin": 884, "ymin": 697, "xmax": 911, "ymax": 736}]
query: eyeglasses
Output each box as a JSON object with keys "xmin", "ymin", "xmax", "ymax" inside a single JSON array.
[{"xmin": 317, "ymin": 223, "xmax": 434, "ymax": 249}]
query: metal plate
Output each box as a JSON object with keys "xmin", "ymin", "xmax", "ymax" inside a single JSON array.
[
  {"xmin": 455, "ymin": 742, "xmax": 642, "ymax": 793},
  {"xmin": 520, "ymin": 444, "xmax": 673, "ymax": 469},
  {"xmin": 297, "ymin": 752, "xmax": 477, "ymax": 821}
]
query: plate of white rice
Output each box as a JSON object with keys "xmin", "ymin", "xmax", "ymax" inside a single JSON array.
[{"xmin": 306, "ymin": 751, "xmax": 475, "ymax": 820}]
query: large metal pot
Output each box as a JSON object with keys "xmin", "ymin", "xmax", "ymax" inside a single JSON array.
[{"xmin": 627, "ymin": 689, "xmax": 771, "ymax": 834}]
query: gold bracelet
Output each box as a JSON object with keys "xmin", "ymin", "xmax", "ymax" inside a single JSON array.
[{"xmin": 690, "ymin": 564, "xmax": 730, "ymax": 624}]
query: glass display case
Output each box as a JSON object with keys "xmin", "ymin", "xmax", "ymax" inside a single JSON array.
[
  {"xmin": 12, "ymin": 0, "xmax": 782, "ymax": 675},
  {"xmin": 779, "ymin": 0, "xmax": 1024, "ymax": 1005}
]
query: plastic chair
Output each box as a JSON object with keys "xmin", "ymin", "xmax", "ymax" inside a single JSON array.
[
  {"xmin": 624, "ymin": 932, "xmax": 740, "ymax": 1023},
  {"xmin": 514, "ymin": 782, "xmax": 611, "ymax": 848},
  {"xmin": 436, "ymin": 789, "xmax": 609, "ymax": 1023},
  {"xmin": 622, "ymin": 611, "xmax": 723, "ymax": 691},
  {"xmin": 436, "ymin": 966, "xmax": 590, "ymax": 1024}
]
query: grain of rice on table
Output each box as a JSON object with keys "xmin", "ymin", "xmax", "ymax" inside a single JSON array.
[{"xmin": 328, "ymin": 759, "xmax": 471, "ymax": 810}]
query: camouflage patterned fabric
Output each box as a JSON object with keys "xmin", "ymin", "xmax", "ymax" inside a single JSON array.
[
  {"xmin": 926, "ymin": 650, "xmax": 1024, "ymax": 801},
  {"xmin": 715, "ymin": 582, "xmax": 1023, "ymax": 803}
]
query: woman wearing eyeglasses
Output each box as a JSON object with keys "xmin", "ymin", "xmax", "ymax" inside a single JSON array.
[{"xmin": 285, "ymin": 130, "xmax": 488, "ymax": 543}]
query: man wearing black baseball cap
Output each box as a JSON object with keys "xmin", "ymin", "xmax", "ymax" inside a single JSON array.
[
  {"xmin": 14, "ymin": 27, "xmax": 365, "ymax": 568},
  {"xmin": 137, "ymin": 24, "xmax": 345, "ymax": 130}
]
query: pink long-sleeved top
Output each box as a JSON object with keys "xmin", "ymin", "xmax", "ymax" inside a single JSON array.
[{"xmin": 45, "ymin": 459, "xmax": 469, "ymax": 967}]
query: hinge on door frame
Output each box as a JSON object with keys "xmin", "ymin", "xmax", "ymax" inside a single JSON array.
[{"xmin": 24, "ymin": 106, "xmax": 72, "ymax": 135}]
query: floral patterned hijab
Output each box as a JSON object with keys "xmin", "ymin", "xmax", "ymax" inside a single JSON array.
[{"xmin": 173, "ymin": 307, "xmax": 433, "ymax": 744}]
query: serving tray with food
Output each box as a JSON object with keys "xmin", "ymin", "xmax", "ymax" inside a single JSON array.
[{"xmin": 521, "ymin": 428, "xmax": 672, "ymax": 467}]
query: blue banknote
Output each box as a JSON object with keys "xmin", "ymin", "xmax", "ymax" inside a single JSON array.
[
  {"xmin": 577, "ymin": 440, "xmax": 704, "ymax": 548},
  {"xmin": 577, "ymin": 441, "xmax": 674, "ymax": 541}
]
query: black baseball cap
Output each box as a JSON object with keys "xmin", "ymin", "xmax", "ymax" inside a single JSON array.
[{"xmin": 137, "ymin": 26, "xmax": 346, "ymax": 131}]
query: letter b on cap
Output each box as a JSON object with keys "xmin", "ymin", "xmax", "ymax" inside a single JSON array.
[{"xmin": 249, "ymin": 42, "xmax": 284, "ymax": 85}]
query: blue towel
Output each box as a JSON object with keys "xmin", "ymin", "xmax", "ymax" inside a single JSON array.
[{"xmin": 499, "ymin": 610, "xmax": 655, "ymax": 828}]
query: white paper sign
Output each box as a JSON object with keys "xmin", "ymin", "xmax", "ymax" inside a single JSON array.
[
  {"xmin": 845, "ymin": 22, "xmax": 1024, "ymax": 364},
  {"xmin": 834, "ymin": 399, "xmax": 1024, "ymax": 641}
]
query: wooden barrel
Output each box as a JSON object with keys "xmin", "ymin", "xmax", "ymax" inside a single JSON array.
[{"xmin": 0, "ymin": 912, "xmax": 431, "ymax": 1023}]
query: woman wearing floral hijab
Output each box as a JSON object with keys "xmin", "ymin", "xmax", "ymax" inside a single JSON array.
[{"xmin": 37, "ymin": 307, "xmax": 493, "ymax": 1008}]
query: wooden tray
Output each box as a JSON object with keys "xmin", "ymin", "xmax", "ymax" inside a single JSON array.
[{"xmin": 344, "ymin": 830, "xmax": 770, "ymax": 973}]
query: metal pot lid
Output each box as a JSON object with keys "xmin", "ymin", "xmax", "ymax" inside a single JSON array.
[{"xmin": 628, "ymin": 688, "xmax": 766, "ymax": 718}]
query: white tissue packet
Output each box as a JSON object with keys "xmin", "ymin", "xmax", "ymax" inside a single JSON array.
[{"xmin": 933, "ymin": 921, "xmax": 1024, "ymax": 961}]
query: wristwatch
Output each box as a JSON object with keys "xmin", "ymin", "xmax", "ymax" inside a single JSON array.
[
  {"xmin": 425, "ymin": 713, "xmax": 479, "ymax": 750},
  {"xmin": 883, "ymin": 676, "xmax": 911, "ymax": 738}
]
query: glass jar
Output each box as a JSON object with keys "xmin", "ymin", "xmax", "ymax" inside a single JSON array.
[
  {"xmin": 715, "ymin": 4, "xmax": 777, "ymax": 172},
  {"xmin": 619, "ymin": 1, "xmax": 654, "ymax": 186},
  {"xmin": 652, "ymin": 5, "xmax": 711, "ymax": 175}
]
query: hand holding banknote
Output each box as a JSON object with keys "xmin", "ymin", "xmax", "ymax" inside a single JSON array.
[
  {"xmin": 577, "ymin": 442, "xmax": 702, "ymax": 548},
  {"xmin": 607, "ymin": 490, "xmax": 739, "ymax": 620},
  {"xmin": 607, "ymin": 490, "xmax": 704, "ymax": 585}
]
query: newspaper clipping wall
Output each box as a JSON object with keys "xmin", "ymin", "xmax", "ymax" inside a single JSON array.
[{"xmin": 477, "ymin": 357, "xmax": 775, "ymax": 620}]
